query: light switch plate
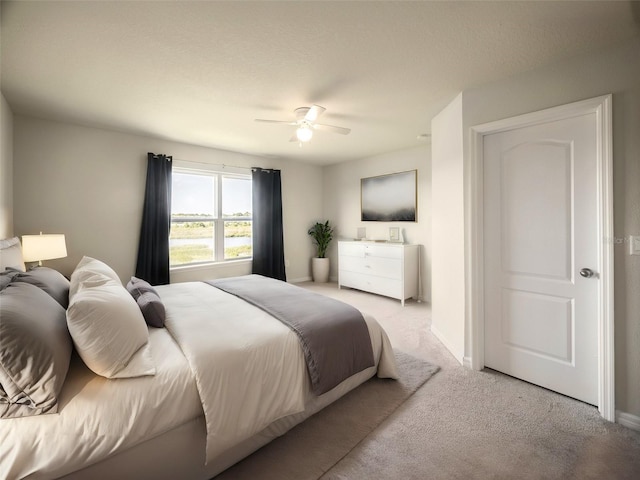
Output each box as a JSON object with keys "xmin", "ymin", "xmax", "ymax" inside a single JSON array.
[{"xmin": 630, "ymin": 235, "xmax": 640, "ymax": 256}]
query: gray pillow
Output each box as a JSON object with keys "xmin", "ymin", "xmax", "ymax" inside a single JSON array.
[
  {"xmin": 12, "ymin": 266, "xmax": 70, "ymax": 308},
  {"xmin": 0, "ymin": 237, "xmax": 25, "ymax": 272},
  {"xmin": 0, "ymin": 282, "xmax": 72, "ymax": 418},
  {"xmin": 0, "ymin": 270, "xmax": 19, "ymax": 291},
  {"xmin": 126, "ymin": 276, "xmax": 166, "ymax": 328}
]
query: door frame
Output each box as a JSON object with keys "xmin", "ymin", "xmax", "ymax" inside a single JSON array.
[{"xmin": 466, "ymin": 94, "xmax": 614, "ymax": 421}]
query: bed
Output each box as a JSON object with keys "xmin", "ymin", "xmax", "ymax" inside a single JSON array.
[{"xmin": 0, "ymin": 248, "xmax": 398, "ymax": 480}]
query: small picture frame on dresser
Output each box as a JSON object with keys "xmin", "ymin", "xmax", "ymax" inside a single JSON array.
[
  {"xmin": 389, "ymin": 227, "xmax": 400, "ymax": 243},
  {"xmin": 357, "ymin": 227, "xmax": 366, "ymax": 240}
]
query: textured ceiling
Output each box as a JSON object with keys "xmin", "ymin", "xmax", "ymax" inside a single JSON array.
[{"xmin": 1, "ymin": 1, "xmax": 639, "ymax": 165}]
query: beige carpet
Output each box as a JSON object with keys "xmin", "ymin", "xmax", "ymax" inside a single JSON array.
[
  {"xmin": 215, "ymin": 351, "xmax": 439, "ymax": 480},
  {"xmin": 217, "ymin": 282, "xmax": 640, "ymax": 479}
]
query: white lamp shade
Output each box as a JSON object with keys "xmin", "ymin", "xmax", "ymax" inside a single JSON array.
[{"xmin": 22, "ymin": 234, "xmax": 67, "ymax": 262}]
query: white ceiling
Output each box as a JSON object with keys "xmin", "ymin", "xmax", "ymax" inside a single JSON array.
[{"xmin": 1, "ymin": 1, "xmax": 639, "ymax": 165}]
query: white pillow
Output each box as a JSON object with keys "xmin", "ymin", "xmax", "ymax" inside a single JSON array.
[
  {"xmin": 69, "ymin": 256, "xmax": 121, "ymax": 298},
  {"xmin": 66, "ymin": 276, "xmax": 156, "ymax": 379},
  {"xmin": 0, "ymin": 237, "xmax": 26, "ymax": 272}
]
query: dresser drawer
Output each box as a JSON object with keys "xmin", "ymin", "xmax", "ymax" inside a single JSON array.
[
  {"xmin": 339, "ymin": 242, "xmax": 366, "ymax": 257},
  {"xmin": 339, "ymin": 242, "xmax": 403, "ymax": 260},
  {"xmin": 339, "ymin": 255, "xmax": 402, "ymax": 280},
  {"xmin": 362, "ymin": 244, "xmax": 403, "ymax": 259},
  {"xmin": 339, "ymin": 271, "xmax": 403, "ymax": 299}
]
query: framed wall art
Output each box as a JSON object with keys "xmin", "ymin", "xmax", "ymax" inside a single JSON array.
[{"xmin": 361, "ymin": 170, "xmax": 417, "ymax": 222}]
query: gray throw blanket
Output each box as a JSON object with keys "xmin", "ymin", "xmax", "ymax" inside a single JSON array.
[{"xmin": 207, "ymin": 275, "xmax": 375, "ymax": 395}]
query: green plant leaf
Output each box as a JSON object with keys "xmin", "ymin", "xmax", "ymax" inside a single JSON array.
[{"xmin": 308, "ymin": 220, "xmax": 334, "ymax": 258}]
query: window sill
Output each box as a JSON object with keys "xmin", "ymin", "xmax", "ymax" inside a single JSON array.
[{"xmin": 170, "ymin": 258, "xmax": 252, "ymax": 273}]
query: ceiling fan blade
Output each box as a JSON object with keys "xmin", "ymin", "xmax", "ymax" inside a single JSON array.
[
  {"xmin": 313, "ymin": 123, "xmax": 351, "ymax": 135},
  {"xmin": 304, "ymin": 105, "xmax": 326, "ymax": 122},
  {"xmin": 254, "ymin": 119, "xmax": 297, "ymax": 125},
  {"xmin": 289, "ymin": 134, "xmax": 299, "ymax": 142}
]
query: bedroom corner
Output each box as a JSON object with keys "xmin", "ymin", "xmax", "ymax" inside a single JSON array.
[{"xmin": 0, "ymin": 92, "xmax": 14, "ymax": 240}]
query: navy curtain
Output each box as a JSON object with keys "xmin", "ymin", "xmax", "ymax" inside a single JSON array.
[
  {"xmin": 135, "ymin": 152, "xmax": 173, "ymax": 285},
  {"xmin": 252, "ymin": 168, "xmax": 286, "ymax": 281}
]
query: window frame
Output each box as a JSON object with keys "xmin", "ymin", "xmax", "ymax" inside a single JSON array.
[{"xmin": 170, "ymin": 161, "xmax": 252, "ymax": 268}]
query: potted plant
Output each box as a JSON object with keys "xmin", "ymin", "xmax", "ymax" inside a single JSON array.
[{"xmin": 307, "ymin": 220, "xmax": 334, "ymax": 282}]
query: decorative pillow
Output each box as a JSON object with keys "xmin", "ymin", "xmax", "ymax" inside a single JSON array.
[
  {"xmin": 69, "ymin": 256, "xmax": 121, "ymax": 298},
  {"xmin": 66, "ymin": 276, "xmax": 156, "ymax": 379},
  {"xmin": 126, "ymin": 276, "xmax": 166, "ymax": 328},
  {"xmin": 0, "ymin": 282, "xmax": 72, "ymax": 418},
  {"xmin": 12, "ymin": 266, "xmax": 70, "ymax": 308},
  {"xmin": 0, "ymin": 237, "xmax": 26, "ymax": 272}
]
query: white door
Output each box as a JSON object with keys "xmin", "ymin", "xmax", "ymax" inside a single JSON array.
[{"xmin": 483, "ymin": 113, "xmax": 599, "ymax": 405}]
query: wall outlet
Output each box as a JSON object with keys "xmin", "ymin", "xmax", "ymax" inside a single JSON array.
[{"xmin": 630, "ymin": 235, "xmax": 640, "ymax": 256}]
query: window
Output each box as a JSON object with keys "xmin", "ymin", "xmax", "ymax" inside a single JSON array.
[{"xmin": 170, "ymin": 166, "xmax": 252, "ymax": 267}]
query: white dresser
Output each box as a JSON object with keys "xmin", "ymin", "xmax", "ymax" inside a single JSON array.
[{"xmin": 338, "ymin": 241, "xmax": 419, "ymax": 306}]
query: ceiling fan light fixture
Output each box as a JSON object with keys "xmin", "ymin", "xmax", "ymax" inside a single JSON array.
[
  {"xmin": 255, "ymin": 105, "xmax": 349, "ymax": 143},
  {"xmin": 296, "ymin": 124, "xmax": 313, "ymax": 142}
]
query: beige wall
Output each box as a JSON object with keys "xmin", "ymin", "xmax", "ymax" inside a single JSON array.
[
  {"xmin": 430, "ymin": 93, "xmax": 465, "ymax": 363},
  {"xmin": 322, "ymin": 145, "xmax": 431, "ymax": 302},
  {"xmin": 0, "ymin": 93, "xmax": 13, "ymax": 238},
  {"xmin": 12, "ymin": 116, "xmax": 323, "ymax": 283}
]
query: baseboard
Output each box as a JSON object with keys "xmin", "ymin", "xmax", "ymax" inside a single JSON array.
[
  {"xmin": 616, "ymin": 410, "xmax": 640, "ymax": 431},
  {"xmin": 289, "ymin": 277, "xmax": 312, "ymax": 283},
  {"xmin": 430, "ymin": 325, "xmax": 464, "ymax": 366}
]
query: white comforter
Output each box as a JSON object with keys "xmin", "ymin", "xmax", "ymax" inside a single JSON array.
[
  {"xmin": 158, "ymin": 282, "xmax": 308, "ymax": 464},
  {"xmin": 0, "ymin": 281, "xmax": 398, "ymax": 479},
  {"xmin": 157, "ymin": 282, "xmax": 398, "ymax": 464}
]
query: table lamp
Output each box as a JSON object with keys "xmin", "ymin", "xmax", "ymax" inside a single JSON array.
[{"xmin": 22, "ymin": 233, "xmax": 67, "ymax": 266}]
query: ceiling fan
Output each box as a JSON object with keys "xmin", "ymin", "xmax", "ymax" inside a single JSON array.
[{"xmin": 255, "ymin": 105, "xmax": 351, "ymax": 143}]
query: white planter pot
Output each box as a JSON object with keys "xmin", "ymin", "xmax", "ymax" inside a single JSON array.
[{"xmin": 311, "ymin": 257, "xmax": 330, "ymax": 283}]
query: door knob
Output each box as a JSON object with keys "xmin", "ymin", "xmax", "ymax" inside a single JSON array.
[{"xmin": 579, "ymin": 268, "xmax": 594, "ymax": 278}]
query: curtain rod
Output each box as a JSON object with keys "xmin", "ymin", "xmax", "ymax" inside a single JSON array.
[{"xmin": 171, "ymin": 158, "xmax": 252, "ymax": 170}]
